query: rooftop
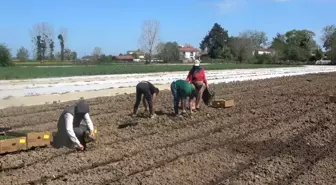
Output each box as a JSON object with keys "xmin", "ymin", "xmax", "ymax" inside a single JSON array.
[{"xmin": 179, "ymin": 46, "xmax": 199, "ymax": 52}]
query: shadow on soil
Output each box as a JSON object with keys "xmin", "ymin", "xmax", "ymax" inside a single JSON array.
[
  {"xmin": 155, "ymin": 110, "xmax": 175, "ymax": 117},
  {"xmin": 0, "ymin": 150, "xmax": 75, "ymax": 172},
  {"xmin": 118, "ymin": 119, "xmax": 139, "ymax": 129}
]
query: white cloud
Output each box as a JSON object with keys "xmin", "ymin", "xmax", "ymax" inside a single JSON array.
[{"xmin": 216, "ymin": 0, "xmax": 247, "ymax": 14}]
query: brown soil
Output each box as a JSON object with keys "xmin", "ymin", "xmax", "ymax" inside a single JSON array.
[{"xmin": 0, "ymin": 72, "xmax": 335, "ymax": 185}]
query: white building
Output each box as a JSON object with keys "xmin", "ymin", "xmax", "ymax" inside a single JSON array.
[
  {"xmin": 179, "ymin": 45, "xmax": 200, "ymax": 61},
  {"xmin": 253, "ymin": 48, "xmax": 275, "ymax": 55},
  {"xmin": 126, "ymin": 50, "xmax": 145, "ymax": 59}
]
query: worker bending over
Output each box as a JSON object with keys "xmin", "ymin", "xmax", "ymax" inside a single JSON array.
[
  {"xmin": 186, "ymin": 60, "xmax": 208, "ymax": 110},
  {"xmin": 133, "ymin": 81, "xmax": 160, "ymax": 118},
  {"xmin": 170, "ymin": 79, "xmax": 197, "ymax": 116},
  {"xmin": 54, "ymin": 100, "xmax": 95, "ymax": 151}
]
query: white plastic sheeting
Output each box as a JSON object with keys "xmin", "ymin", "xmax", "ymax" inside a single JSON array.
[{"xmin": 0, "ymin": 65, "xmax": 336, "ymax": 99}]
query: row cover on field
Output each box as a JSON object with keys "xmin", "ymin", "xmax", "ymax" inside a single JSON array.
[{"xmin": 1, "ymin": 65, "xmax": 336, "ymax": 99}]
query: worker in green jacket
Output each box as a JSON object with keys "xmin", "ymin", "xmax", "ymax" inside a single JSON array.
[{"xmin": 170, "ymin": 79, "xmax": 197, "ymax": 116}]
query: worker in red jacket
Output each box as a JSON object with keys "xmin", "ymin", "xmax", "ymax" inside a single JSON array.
[{"xmin": 186, "ymin": 60, "xmax": 208, "ymax": 110}]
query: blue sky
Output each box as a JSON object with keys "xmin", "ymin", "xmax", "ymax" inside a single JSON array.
[{"xmin": 1, "ymin": 0, "xmax": 335, "ymax": 57}]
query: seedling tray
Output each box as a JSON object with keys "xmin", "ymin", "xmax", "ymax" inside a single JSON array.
[
  {"xmin": 0, "ymin": 135, "xmax": 27, "ymax": 154},
  {"xmin": 6, "ymin": 130, "xmax": 51, "ymax": 148}
]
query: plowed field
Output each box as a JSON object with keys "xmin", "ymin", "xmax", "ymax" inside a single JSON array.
[{"xmin": 0, "ymin": 72, "xmax": 335, "ymax": 185}]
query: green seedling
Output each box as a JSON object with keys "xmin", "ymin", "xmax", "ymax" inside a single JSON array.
[
  {"xmin": 13, "ymin": 130, "xmax": 32, "ymax": 134},
  {"xmin": 0, "ymin": 135, "xmax": 16, "ymax": 140}
]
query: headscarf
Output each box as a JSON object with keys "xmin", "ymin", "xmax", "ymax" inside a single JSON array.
[{"xmin": 75, "ymin": 100, "xmax": 90, "ymax": 115}]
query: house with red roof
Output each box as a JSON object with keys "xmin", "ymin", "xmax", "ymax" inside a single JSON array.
[
  {"xmin": 179, "ymin": 45, "xmax": 200, "ymax": 61},
  {"xmin": 115, "ymin": 55, "xmax": 134, "ymax": 62}
]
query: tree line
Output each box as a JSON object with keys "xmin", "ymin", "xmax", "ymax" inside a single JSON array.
[
  {"xmin": 0, "ymin": 22, "xmax": 79, "ymax": 66},
  {"xmin": 1, "ymin": 21, "xmax": 336, "ymax": 67},
  {"xmin": 137, "ymin": 22, "xmax": 336, "ymax": 64}
]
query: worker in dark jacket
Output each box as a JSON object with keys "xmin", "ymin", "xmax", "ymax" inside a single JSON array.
[
  {"xmin": 170, "ymin": 79, "xmax": 197, "ymax": 116},
  {"xmin": 186, "ymin": 60, "xmax": 208, "ymax": 110},
  {"xmin": 133, "ymin": 81, "xmax": 160, "ymax": 118},
  {"xmin": 53, "ymin": 100, "xmax": 95, "ymax": 151}
]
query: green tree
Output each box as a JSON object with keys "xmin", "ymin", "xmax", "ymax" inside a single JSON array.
[
  {"xmin": 16, "ymin": 47, "xmax": 29, "ymax": 61},
  {"xmin": 316, "ymin": 49, "xmax": 323, "ymax": 60},
  {"xmin": 271, "ymin": 29, "xmax": 317, "ymax": 62},
  {"xmin": 98, "ymin": 54, "xmax": 107, "ymax": 63},
  {"xmin": 41, "ymin": 36, "xmax": 47, "ymax": 61},
  {"xmin": 111, "ymin": 55, "xmax": 117, "ymax": 61},
  {"xmin": 49, "ymin": 40, "xmax": 54, "ymax": 60},
  {"xmin": 270, "ymin": 33, "xmax": 287, "ymax": 60},
  {"xmin": 220, "ymin": 47, "xmax": 233, "ymax": 60},
  {"xmin": 157, "ymin": 41, "xmax": 180, "ymax": 62},
  {"xmin": 35, "ymin": 35, "xmax": 42, "ymax": 61},
  {"xmin": 330, "ymin": 36, "xmax": 336, "ymax": 63},
  {"xmin": 0, "ymin": 44, "xmax": 12, "ymax": 67},
  {"xmin": 311, "ymin": 48, "xmax": 323, "ymax": 61},
  {"xmin": 58, "ymin": 34, "xmax": 65, "ymax": 61},
  {"xmin": 71, "ymin": 51, "xmax": 77, "ymax": 60},
  {"xmin": 286, "ymin": 29, "xmax": 317, "ymax": 61},
  {"xmin": 321, "ymin": 25, "xmax": 336, "ymax": 51},
  {"xmin": 200, "ymin": 23, "xmax": 230, "ymax": 59},
  {"xmin": 239, "ymin": 30, "xmax": 268, "ymax": 48},
  {"xmin": 255, "ymin": 53, "xmax": 275, "ymax": 64},
  {"xmin": 63, "ymin": 48, "xmax": 77, "ymax": 60}
]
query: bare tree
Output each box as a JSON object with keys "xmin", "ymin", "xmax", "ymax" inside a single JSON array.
[
  {"xmin": 63, "ymin": 48, "xmax": 76, "ymax": 60},
  {"xmin": 155, "ymin": 42, "xmax": 165, "ymax": 54},
  {"xmin": 16, "ymin": 47, "xmax": 29, "ymax": 61},
  {"xmin": 59, "ymin": 28, "xmax": 68, "ymax": 45},
  {"xmin": 321, "ymin": 25, "xmax": 336, "ymax": 50},
  {"xmin": 92, "ymin": 47, "xmax": 103, "ymax": 60},
  {"xmin": 183, "ymin": 43, "xmax": 193, "ymax": 47},
  {"xmin": 30, "ymin": 22, "xmax": 54, "ymax": 61},
  {"xmin": 138, "ymin": 20, "xmax": 160, "ymax": 64},
  {"xmin": 239, "ymin": 30, "xmax": 268, "ymax": 48},
  {"xmin": 229, "ymin": 36, "xmax": 254, "ymax": 63}
]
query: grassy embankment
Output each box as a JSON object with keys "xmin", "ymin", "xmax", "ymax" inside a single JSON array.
[{"xmin": 0, "ymin": 62, "xmax": 299, "ymax": 80}]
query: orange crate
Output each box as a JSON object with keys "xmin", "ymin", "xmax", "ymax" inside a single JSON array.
[
  {"xmin": 0, "ymin": 136, "xmax": 27, "ymax": 154},
  {"xmin": 6, "ymin": 130, "xmax": 51, "ymax": 148}
]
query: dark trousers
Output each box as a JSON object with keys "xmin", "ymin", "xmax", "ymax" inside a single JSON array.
[
  {"xmin": 133, "ymin": 83, "xmax": 153, "ymax": 115},
  {"xmin": 171, "ymin": 81, "xmax": 180, "ymax": 115},
  {"xmin": 74, "ymin": 126, "xmax": 88, "ymax": 149}
]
